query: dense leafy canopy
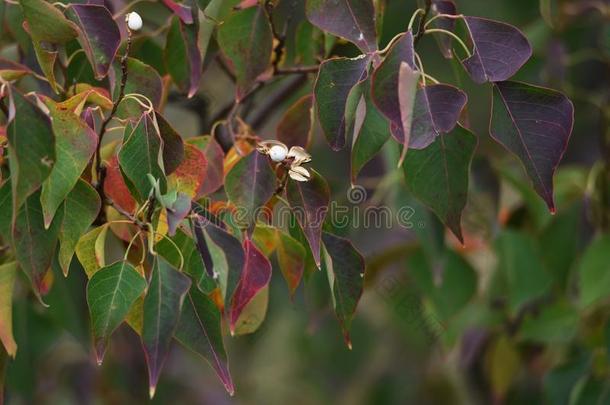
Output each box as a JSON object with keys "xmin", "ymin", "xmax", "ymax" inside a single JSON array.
[{"xmin": 0, "ymin": 0, "xmax": 607, "ymax": 402}]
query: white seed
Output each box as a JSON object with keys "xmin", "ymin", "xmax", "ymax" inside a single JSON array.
[
  {"xmin": 126, "ymin": 12, "xmax": 143, "ymax": 31},
  {"xmin": 269, "ymin": 144, "xmax": 287, "ymax": 162}
]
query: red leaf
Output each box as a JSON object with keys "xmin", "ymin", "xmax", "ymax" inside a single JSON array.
[
  {"xmin": 104, "ymin": 155, "xmax": 137, "ymax": 213},
  {"xmin": 229, "ymin": 239, "xmax": 272, "ymax": 334}
]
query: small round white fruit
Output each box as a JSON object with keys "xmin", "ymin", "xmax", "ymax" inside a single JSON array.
[
  {"xmin": 126, "ymin": 12, "xmax": 143, "ymax": 31},
  {"xmin": 269, "ymin": 145, "xmax": 287, "ymax": 162}
]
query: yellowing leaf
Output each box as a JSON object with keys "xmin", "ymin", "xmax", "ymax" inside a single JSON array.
[{"xmin": 0, "ymin": 262, "xmax": 18, "ymax": 357}]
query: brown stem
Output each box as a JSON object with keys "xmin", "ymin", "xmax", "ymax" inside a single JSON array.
[
  {"xmin": 276, "ymin": 65, "xmax": 320, "ymax": 75},
  {"xmin": 94, "ymin": 31, "xmax": 132, "ymax": 223}
]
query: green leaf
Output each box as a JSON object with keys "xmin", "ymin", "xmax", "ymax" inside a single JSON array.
[
  {"xmin": 75, "ymin": 225, "xmax": 109, "ymax": 278},
  {"xmin": 118, "ymin": 112, "xmax": 167, "ymax": 201},
  {"xmin": 578, "ymin": 235, "xmax": 610, "ymax": 309},
  {"xmin": 276, "ymin": 231, "xmax": 306, "ymax": 297},
  {"xmin": 0, "ymin": 262, "xmax": 18, "ymax": 358},
  {"xmin": 229, "ymin": 239, "xmax": 272, "ymax": 334},
  {"xmin": 175, "ymin": 285, "xmax": 234, "ymax": 395},
  {"xmin": 322, "ymin": 232, "xmax": 365, "ymax": 349},
  {"xmin": 6, "ymin": 87, "xmax": 55, "ymax": 218},
  {"xmin": 156, "ymin": 113, "xmax": 185, "ymax": 176},
  {"xmin": 314, "ymin": 56, "xmax": 370, "ymax": 150},
  {"xmin": 408, "ymin": 249, "xmax": 477, "ymax": 321},
  {"xmin": 39, "ymin": 99, "xmax": 98, "ymax": 228},
  {"xmin": 286, "ymin": 169, "xmax": 330, "ymax": 267},
  {"xmin": 350, "ymin": 76, "xmax": 391, "ymax": 183},
  {"xmin": 141, "ymin": 258, "xmax": 191, "ymax": 398},
  {"xmin": 402, "ymin": 125, "xmax": 476, "ymax": 244},
  {"xmin": 495, "ymin": 230, "xmax": 551, "ymax": 314},
  {"xmin": 165, "ymin": 6, "xmax": 202, "ymax": 97},
  {"xmin": 87, "ymin": 260, "xmax": 147, "ymax": 363},
  {"xmin": 19, "ymin": 0, "xmax": 78, "ymax": 91},
  {"xmin": 19, "ymin": 0, "xmax": 78, "ymax": 43},
  {"xmin": 217, "ymin": 6, "xmax": 273, "ymax": 100},
  {"xmin": 156, "ymin": 229, "xmax": 216, "ymax": 293},
  {"xmin": 57, "ymin": 180, "xmax": 101, "ymax": 276},
  {"xmin": 231, "ymin": 285, "xmax": 268, "ymax": 336},
  {"xmin": 197, "ymin": 0, "xmax": 224, "ymax": 63},
  {"xmin": 12, "ymin": 191, "xmax": 59, "ymax": 302},
  {"xmin": 115, "ymin": 58, "xmax": 164, "ymax": 119},
  {"xmin": 225, "ymin": 151, "xmax": 276, "ymax": 227},
  {"xmin": 519, "ymin": 301, "xmax": 578, "ymax": 344},
  {"xmin": 305, "ymin": 0, "xmax": 377, "ymax": 53}
]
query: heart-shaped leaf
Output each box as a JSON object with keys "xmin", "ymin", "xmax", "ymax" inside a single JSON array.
[
  {"xmin": 402, "ymin": 124, "xmax": 477, "ymax": 243},
  {"xmin": 5, "ymin": 87, "xmax": 55, "ymax": 217},
  {"xmin": 286, "ymin": 169, "xmax": 330, "ymax": 267},
  {"xmin": 408, "ymin": 84, "xmax": 467, "ymax": 149},
  {"xmin": 188, "ymin": 136, "xmax": 225, "ymax": 196},
  {"xmin": 168, "ymin": 143, "xmax": 207, "ymax": 199},
  {"xmin": 490, "ymin": 81, "xmax": 573, "ymax": 211},
  {"xmin": 118, "ymin": 113, "xmax": 167, "ymax": 201},
  {"xmin": 314, "ymin": 56, "xmax": 370, "ymax": 150},
  {"xmin": 276, "ymin": 231, "xmax": 306, "ymax": 297},
  {"xmin": 19, "ymin": 0, "xmax": 78, "ymax": 91},
  {"xmin": 225, "ymin": 151, "xmax": 276, "ymax": 227},
  {"xmin": 175, "ymin": 285, "xmax": 234, "ymax": 395},
  {"xmin": 0, "ymin": 261, "xmax": 18, "ymax": 357},
  {"xmin": 322, "ymin": 232, "xmax": 365, "ymax": 349},
  {"xmin": 165, "ymin": 7, "xmax": 202, "ymax": 98},
  {"xmin": 217, "ymin": 6, "xmax": 273, "ymax": 100},
  {"xmin": 67, "ymin": 4, "xmax": 121, "ymax": 80},
  {"xmin": 57, "ymin": 179, "xmax": 101, "ymax": 275},
  {"xmin": 277, "ymin": 95, "xmax": 313, "ymax": 149},
  {"xmin": 305, "ymin": 0, "xmax": 378, "ymax": 53},
  {"xmin": 461, "ymin": 16, "xmax": 532, "ymax": 83},
  {"xmin": 104, "ymin": 155, "xmax": 137, "ymax": 214},
  {"xmin": 40, "ymin": 98, "xmax": 98, "ymax": 228},
  {"xmin": 75, "ymin": 225, "xmax": 109, "ymax": 278},
  {"xmin": 229, "ymin": 239, "xmax": 272, "ymax": 334},
  {"xmin": 87, "ymin": 260, "xmax": 147, "ymax": 363},
  {"xmin": 141, "ymin": 257, "xmax": 191, "ymax": 398},
  {"xmin": 371, "ymin": 31, "xmax": 416, "ymax": 143}
]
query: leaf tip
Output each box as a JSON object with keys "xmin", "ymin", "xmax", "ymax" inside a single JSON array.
[{"xmin": 149, "ymin": 385, "xmax": 157, "ymax": 399}]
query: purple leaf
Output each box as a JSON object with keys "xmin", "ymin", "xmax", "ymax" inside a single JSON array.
[
  {"xmin": 490, "ymin": 81, "xmax": 574, "ymax": 212},
  {"xmin": 229, "ymin": 239, "xmax": 272, "ymax": 334},
  {"xmin": 224, "ymin": 151, "xmax": 276, "ymax": 227},
  {"xmin": 305, "ymin": 0, "xmax": 378, "ymax": 53},
  {"xmin": 314, "ymin": 56, "xmax": 370, "ymax": 150},
  {"xmin": 276, "ymin": 95, "xmax": 313, "ymax": 149},
  {"xmin": 175, "ymin": 285, "xmax": 234, "ymax": 395},
  {"xmin": 371, "ymin": 31, "xmax": 415, "ymax": 143},
  {"xmin": 430, "ymin": 0, "xmax": 457, "ymax": 58},
  {"xmin": 141, "ymin": 258, "xmax": 191, "ymax": 398},
  {"xmin": 67, "ymin": 4, "xmax": 121, "ymax": 80},
  {"xmin": 409, "ymin": 84, "xmax": 468, "ymax": 149},
  {"xmin": 161, "ymin": 0, "xmax": 194, "ymax": 24},
  {"xmin": 286, "ymin": 169, "xmax": 330, "ymax": 267},
  {"xmin": 461, "ymin": 16, "xmax": 532, "ymax": 83},
  {"xmin": 322, "ymin": 232, "xmax": 365, "ymax": 349}
]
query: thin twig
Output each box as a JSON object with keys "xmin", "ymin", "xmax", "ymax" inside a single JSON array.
[
  {"xmin": 275, "ymin": 65, "xmax": 319, "ymax": 75},
  {"xmin": 94, "ymin": 30, "xmax": 132, "ymax": 224}
]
